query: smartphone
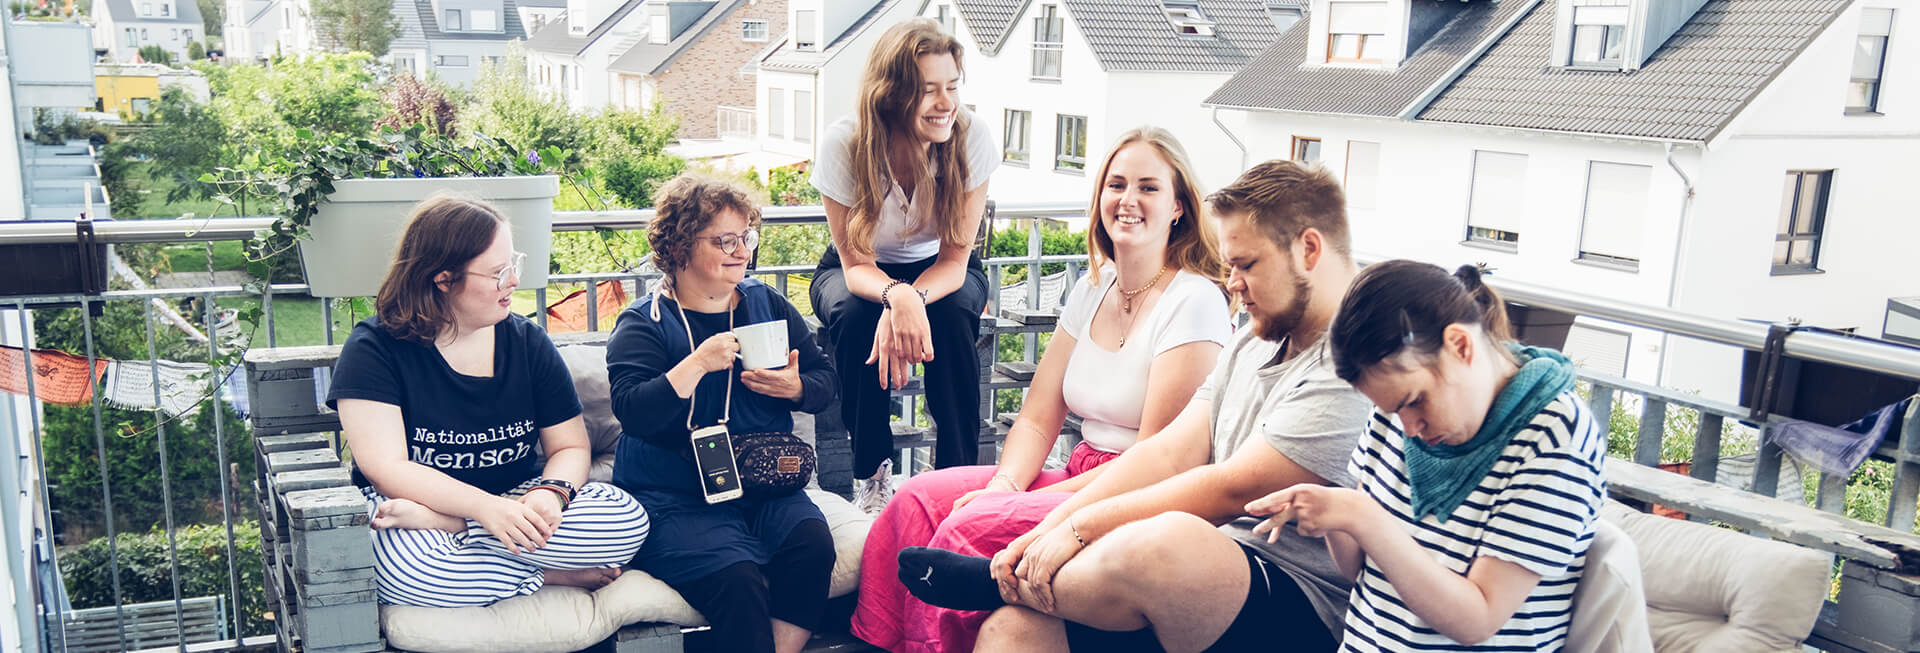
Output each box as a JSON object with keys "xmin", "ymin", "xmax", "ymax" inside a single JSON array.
[{"xmin": 691, "ymin": 424, "xmax": 743, "ymax": 504}]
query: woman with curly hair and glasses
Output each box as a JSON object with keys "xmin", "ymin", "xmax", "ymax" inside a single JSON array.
[
  {"xmin": 329, "ymin": 194, "xmax": 650, "ymax": 608},
  {"xmin": 606, "ymin": 174, "xmax": 839, "ymax": 653},
  {"xmin": 810, "ymin": 18, "xmax": 1000, "ymax": 513}
]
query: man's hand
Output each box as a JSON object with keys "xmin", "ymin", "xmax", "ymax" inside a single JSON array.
[
  {"xmin": 1009, "ymin": 519, "xmax": 1088, "ymax": 613},
  {"xmin": 520, "ymin": 487, "xmax": 566, "ymax": 533}
]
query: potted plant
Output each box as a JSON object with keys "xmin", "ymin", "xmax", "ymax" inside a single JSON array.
[{"xmin": 200, "ymin": 124, "xmax": 571, "ymax": 298}]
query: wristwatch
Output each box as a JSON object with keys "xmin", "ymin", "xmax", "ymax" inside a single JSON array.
[{"xmin": 530, "ymin": 478, "xmax": 578, "ymax": 507}]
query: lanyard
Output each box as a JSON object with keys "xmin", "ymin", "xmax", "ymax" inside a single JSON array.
[{"xmin": 669, "ymin": 283, "xmax": 734, "ymax": 431}]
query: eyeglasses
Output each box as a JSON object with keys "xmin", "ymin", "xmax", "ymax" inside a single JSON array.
[
  {"xmin": 470, "ymin": 251, "xmax": 527, "ymax": 291},
  {"xmin": 695, "ymin": 228, "xmax": 759, "ymax": 255}
]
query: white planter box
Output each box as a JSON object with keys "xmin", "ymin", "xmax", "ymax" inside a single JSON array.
[{"xmin": 298, "ymin": 175, "xmax": 560, "ymax": 298}]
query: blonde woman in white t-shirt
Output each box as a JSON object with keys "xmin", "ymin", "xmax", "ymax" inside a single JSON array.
[
  {"xmin": 851, "ymin": 127, "xmax": 1233, "ymax": 653},
  {"xmin": 809, "ymin": 18, "xmax": 1000, "ymax": 514}
]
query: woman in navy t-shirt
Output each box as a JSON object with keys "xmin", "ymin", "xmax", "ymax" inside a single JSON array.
[{"xmin": 328, "ymin": 194, "xmax": 650, "ymax": 608}]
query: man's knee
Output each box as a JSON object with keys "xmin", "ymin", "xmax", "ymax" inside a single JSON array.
[{"xmin": 1081, "ymin": 512, "xmax": 1224, "ymax": 585}]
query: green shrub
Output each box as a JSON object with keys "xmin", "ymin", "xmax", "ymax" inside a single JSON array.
[
  {"xmin": 138, "ymin": 45, "xmax": 174, "ymax": 66},
  {"xmin": 601, "ymin": 152, "xmax": 686, "ymax": 209},
  {"xmin": 187, "ymin": 40, "xmax": 206, "ymax": 60},
  {"xmin": 988, "ymin": 222, "xmax": 1086, "ymax": 284},
  {"xmin": 60, "ymin": 521, "xmax": 269, "ymax": 637}
]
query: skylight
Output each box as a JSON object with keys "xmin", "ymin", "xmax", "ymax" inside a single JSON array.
[{"xmin": 1163, "ymin": 1, "xmax": 1217, "ymax": 37}]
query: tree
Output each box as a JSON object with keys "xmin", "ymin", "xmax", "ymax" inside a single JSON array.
[
  {"xmin": 465, "ymin": 45, "xmax": 597, "ymax": 163},
  {"xmin": 195, "ymin": 0, "xmax": 222, "ymax": 36},
  {"xmin": 133, "ymin": 87, "xmax": 226, "ymax": 205},
  {"xmin": 187, "ymin": 40, "xmax": 206, "ymax": 60},
  {"xmin": 309, "ymin": 0, "xmax": 403, "ymax": 57},
  {"xmin": 137, "ymin": 44, "xmax": 173, "ymax": 66},
  {"xmin": 376, "ymin": 74, "xmax": 460, "ymax": 137},
  {"xmin": 199, "ymin": 52, "xmax": 382, "ymax": 158}
]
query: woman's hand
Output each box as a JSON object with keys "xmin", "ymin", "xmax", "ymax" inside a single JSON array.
[
  {"xmin": 867, "ymin": 309, "xmax": 913, "ymax": 390},
  {"xmin": 888, "ymin": 289, "xmax": 935, "ymax": 364},
  {"xmin": 689, "ymin": 332, "xmax": 740, "ymax": 373},
  {"xmin": 952, "ymin": 474, "xmax": 1021, "ymax": 512},
  {"xmin": 474, "ymin": 496, "xmax": 554, "ymax": 555},
  {"xmin": 991, "ymin": 526, "xmax": 1044, "ymax": 603},
  {"xmin": 1007, "ymin": 520, "xmax": 1087, "ymax": 613},
  {"xmin": 741, "ymin": 350, "xmax": 804, "ymax": 400},
  {"xmin": 521, "ymin": 487, "xmax": 566, "ymax": 532},
  {"xmin": 1247, "ymin": 485, "xmax": 1378, "ymax": 540}
]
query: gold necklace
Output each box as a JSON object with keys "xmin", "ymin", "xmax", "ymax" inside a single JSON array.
[{"xmin": 1117, "ymin": 265, "xmax": 1168, "ymax": 314}]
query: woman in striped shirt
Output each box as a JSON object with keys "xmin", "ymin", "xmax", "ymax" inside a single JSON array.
[{"xmin": 1248, "ymin": 260, "xmax": 1604, "ymax": 651}]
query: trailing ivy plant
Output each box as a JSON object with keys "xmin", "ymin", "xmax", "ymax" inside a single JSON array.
[{"xmin": 186, "ymin": 123, "xmax": 582, "ymax": 259}]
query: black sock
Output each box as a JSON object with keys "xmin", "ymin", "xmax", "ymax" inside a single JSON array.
[{"xmin": 897, "ymin": 546, "xmax": 1005, "ymax": 612}]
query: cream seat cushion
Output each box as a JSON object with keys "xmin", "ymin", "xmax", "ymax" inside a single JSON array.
[
  {"xmin": 1601, "ymin": 501, "xmax": 1829, "ymax": 653},
  {"xmin": 380, "ymin": 489, "xmax": 873, "ymax": 653},
  {"xmin": 1566, "ymin": 516, "xmax": 1653, "ymax": 653}
]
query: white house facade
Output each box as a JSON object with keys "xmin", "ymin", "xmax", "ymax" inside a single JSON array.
[
  {"xmin": 384, "ymin": 0, "xmax": 529, "ymax": 86},
  {"xmin": 523, "ymin": 0, "xmax": 650, "ymax": 110},
  {"xmin": 926, "ymin": 0, "xmax": 1289, "ymax": 202},
  {"xmin": 95, "ymin": 0, "xmax": 205, "ymax": 62},
  {"xmin": 1205, "ymin": 0, "xmax": 1917, "ymax": 403},
  {"xmin": 223, "ymin": 0, "xmax": 314, "ymax": 61},
  {"xmin": 754, "ymin": 0, "xmax": 915, "ymax": 164}
]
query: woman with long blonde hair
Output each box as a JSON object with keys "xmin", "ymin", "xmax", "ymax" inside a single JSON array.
[
  {"xmin": 809, "ymin": 18, "xmax": 999, "ymax": 513},
  {"xmin": 852, "ymin": 127, "xmax": 1232, "ymax": 652}
]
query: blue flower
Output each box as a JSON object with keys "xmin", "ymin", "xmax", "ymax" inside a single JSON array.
[
  {"xmin": 527, "ymin": 151, "xmax": 542, "ymax": 167},
  {"xmin": 412, "ymin": 168, "xmax": 425, "ymax": 178}
]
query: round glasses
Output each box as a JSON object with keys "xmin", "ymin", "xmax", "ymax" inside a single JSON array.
[
  {"xmin": 475, "ymin": 251, "xmax": 527, "ymax": 291},
  {"xmin": 697, "ymin": 228, "xmax": 760, "ymax": 255}
]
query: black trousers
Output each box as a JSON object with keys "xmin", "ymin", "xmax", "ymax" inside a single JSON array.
[
  {"xmin": 812, "ymin": 246, "xmax": 989, "ymax": 478},
  {"xmin": 669, "ymin": 519, "xmax": 835, "ymax": 653}
]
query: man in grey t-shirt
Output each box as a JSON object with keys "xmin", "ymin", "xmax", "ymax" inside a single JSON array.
[
  {"xmin": 898, "ymin": 160, "xmax": 1367, "ymax": 649},
  {"xmin": 903, "ymin": 161, "xmax": 1374, "ymax": 652}
]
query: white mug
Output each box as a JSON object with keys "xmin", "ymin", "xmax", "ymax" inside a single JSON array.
[{"xmin": 733, "ymin": 320, "xmax": 789, "ymax": 370}]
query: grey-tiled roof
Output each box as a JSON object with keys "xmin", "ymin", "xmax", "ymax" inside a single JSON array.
[
  {"xmin": 952, "ymin": 0, "xmax": 1024, "ymax": 53},
  {"xmin": 607, "ymin": 0, "xmax": 741, "ymax": 75},
  {"xmin": 1061, "ymin": 0, "xmax": 1282, "ymax": 73},
  {"xmin": 411, "ymin": 0, "xmax": 527, "ymax": 41},
  {"xmin": 390, "ymin": 0, "xmax": 429, "ymax": 50},
  {"xmin": 1205, "ymin": 0, "xmax": 1527, "ymax": 117},
  {"xmin": 525, "ymin": 0, "xmax": 646, "ymax": 55},
  {"xmin": 103, "ymin": 0, "xmax": 203, "ymax": 25},
  {"xmin": 760, "ymin": 0, "xmax": 902, "ymax": 73},
  {"xmin": 518, "ymin": 0, "xmax": 566, "ymax": 7},
  {"xmin": 1417, "ymin": 0, "xmax": 1851, "ymax": 142}
]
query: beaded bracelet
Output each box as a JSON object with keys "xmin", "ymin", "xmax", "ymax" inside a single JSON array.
[
  {"xmin": 529, "ymin": 485, "xmax": 573, "ymax": 510},
  {"xmin": 880, "ymin": 279, "xmax": 910, "ymax": 309}
]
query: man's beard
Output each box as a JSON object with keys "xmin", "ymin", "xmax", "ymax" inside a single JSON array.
[{"xmin": 1249, "ymin": 275, "xmax": 1311, "ymax": 343}]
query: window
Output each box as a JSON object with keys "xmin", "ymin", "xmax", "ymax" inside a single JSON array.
[
  {"xmin": 1849, "ymin": 8, "xmax": 1893, "ymax": 113},
  {"xmin": 1055, "ymin": 114, "xmax": 1087, "ymax": 172},
  {"xmin": 742, "ymin": 19, "xmax": 768, "ymax": 42},
  {"xmin": 794, "ymin": 90, "xmax": 813, "ymax": 143},
  {"xmin": 394, "ymin": 54, "xmax": 416, "ymax": 74},
  {"xmin": 1465, "ymin": 150, "xmax": 1527, "ymax": 247},
  {"xmin": 481, "ymin": 55, "xmax": 500, "ymax": 68},
  {"xmin": 1266, "ymin": 3, "xmax": 1302, "ymax": 32},
  {"xmin": 1773, "ymin": 170, "xmax": 1832, "ymax": 273},
  {"xmin": 141, "ymin": 2, "xmax": 151, "ymax": 15},
  {"xmin": 444, "ymin": 9, "xmax": 463, "ymax": 30},
  {"xmin": 572, "ymin": 64, "xmax": 580, "ymax": 89},
  {"xmin": 160, "ymin": 2, "xmax": 170, "ymax": 16},
  {"xmin": 650, "ymin": 14, "xmax": 668, "ymax": 44},
  {"xmin": 283, "ymin": 7, "xmax": 291, "ymax": 24},
  {"xmin": 1570, "ymin": 6, "xmax": 1627, "ymax": 66},
  {"xmin": 1577, "ymin": 161, "xmax": 1652, "ymax": 266},
  {"xmin": 795, "ymin": 10, "xmax": 817, "ymax": 51},
  {"xmin": 1032, "ymin": 5, "xmax": 1064, "ymax": 80},
  {"xmin": 1886, "ymin": 298, "xmax": 1920, "ymax": 347},
  {"xmin": 436, "ymin": 54, "xmax": 469, "ymax": 67},
  {"xmin": 769, "ymin": 88, "xmax": 786, "ymax": 139},
  {"xmin": 123, "ymin": 28, "xmax": 138, "ymax": 47},
  {"xmin": 1003, "ymin": 109, "xmax": 1031, "ymax": 164},
  {"xmin": 1344, "ymin": 141, "xmax": 1379, "ymax": 209},
  {"xmin": 936, "ymin": 5, "xmax": 954, "ymax": 33},
  {"xmin": 1163, "ymin": 1, "xmax": 1216, "ymax": 36},
  {"xmin": 140, "ymin": 28, "xmax": 149, "ymax": 40},
  {"xmin": 1327, "ymin": 1, "xmax": 1385, "ymax": 63},
  {"xmin": 1290, "ymin": 136, "xmax": 1321, "ymax": 164},
  {"xmin": 131, "ymin": 98, "xmax": 151, "ymax": 114},
  {"xmin": 559, "ymin": 64, "xmax": 571, "ymax": 90},
  {"xmin": 472, "ymin": 9, "xmax": 499, "ymax": 31}
]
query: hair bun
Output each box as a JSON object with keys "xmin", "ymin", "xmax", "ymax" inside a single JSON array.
[{"xmin": 1453, "ymin": 263, "xmax": 1492, "ymax": 288}]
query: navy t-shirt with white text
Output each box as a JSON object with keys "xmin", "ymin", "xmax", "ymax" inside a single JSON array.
[{"xmin": 327, "ymin": 314, "xmax": 582, "ymax": 496}]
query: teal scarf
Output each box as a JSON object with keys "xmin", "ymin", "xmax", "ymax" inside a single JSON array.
[{"xmin": 1404, "ymin": 345, "xmax": 1575, "ymax": 522}]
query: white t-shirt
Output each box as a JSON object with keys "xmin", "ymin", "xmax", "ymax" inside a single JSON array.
[
  {"xmin": 1341, "ymin": 392, "xmax": 1604, "ymax": 652},
  {"xmin": 1057, "ymin": 269, "xmax": 1231, "ymax": 453},
  {"xmin": 809, "ymin": 114, "xmax": 1000, "ymax": 263}
]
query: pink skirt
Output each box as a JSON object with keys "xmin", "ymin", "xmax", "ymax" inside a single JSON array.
[{"xmin": 851, "ymin": 442, "xmax": 1118, "ymax": 653}]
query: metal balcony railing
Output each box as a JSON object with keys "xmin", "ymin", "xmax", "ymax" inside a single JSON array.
[{"xmin": 3, "ymin": 201, "xmax": 1919, "ymax": 652}]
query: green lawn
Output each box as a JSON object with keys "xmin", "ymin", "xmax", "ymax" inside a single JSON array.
[
  {"xmin": 161, "ymin": 240, "xmax": 250, "ymax": 274},
  {"xmin": 126, "ymin": 162, "xmax": 271, "ymax": 219}
]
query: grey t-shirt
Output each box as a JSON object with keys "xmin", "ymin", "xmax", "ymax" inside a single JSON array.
[{"xmin": 1201, "ymin": 328, "xmax": 1374, "ymax": 637}]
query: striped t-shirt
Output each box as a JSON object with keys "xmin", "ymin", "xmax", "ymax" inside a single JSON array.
[{"xmin": 1341, "ymin": 392, "xmax": 1605, "ymax": 652}]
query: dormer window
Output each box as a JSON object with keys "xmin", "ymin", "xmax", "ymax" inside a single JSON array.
[
  {"xmin": 1326, "ymin": 1, "xmax": 1385, "ymax": 63},
  {"xmin": 472, "ymin": 9, "xmax": 499, "ymax": 31},
  {"xmin": 445, "ymin": 8, "xmax": 464, "ymax": 31},
  {"xmin": 650, "ymin": 14, "xmax": 668, "ymax": 44},
  {"xmin": 1163, "ymin": 1, "xmax": 1216, "ymax": 37},
  {"xmin": 936, "ymin": 4, "xmax": 954, "ymax": 34},
  {"xmin": 795, "ymin": 10, "xmax": 818, "ymax": 51},
  {"xmin": 1848, "ymin": 8, "xmax": 1893, "ymax": 114},
  {"xmin": 1266, "ymin": 2, "xmax": 1302, "ymax": 32},
  {"xmin": 1570, "ymin": 5, "xmax": 1627, "ymax": 67}
]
